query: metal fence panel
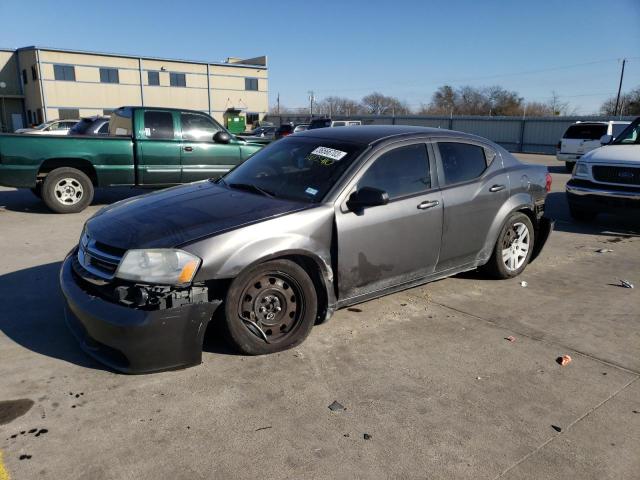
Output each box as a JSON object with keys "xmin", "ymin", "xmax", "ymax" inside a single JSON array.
[{"xmin": 263, "ymin": 114, "xmax": 636, "ymax": 154}]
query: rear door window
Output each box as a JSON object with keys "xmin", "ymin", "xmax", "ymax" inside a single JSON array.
[
  {"xmin": 563, "ymin": 124, "xmax": 607, "ymax": 140},
  {"xmin": 143, "ymin": 111, "xmax": 174, "ymax": 140},
  {"xmin": 358, "ymin": 144, "xmax": 431, "ymax": 199},
  {"xmin": 438, "ymin": 142, "xmax": 487, "ymax": 185},
  {"xmin": 612, "ymin": 124, "xmax": 629, "ymax": 138}
]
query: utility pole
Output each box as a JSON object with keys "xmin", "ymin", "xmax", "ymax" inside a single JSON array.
[
  {"xmin": 276, "ymin": 93, "xmax": 280, "ymax": 115},
  {"xmin": 308, "ymin": 91, "xmax": 315, "ymax": 118},
  {"xmin": 614, "ymin": 58, "xmax": 626, "ymax": 117}
]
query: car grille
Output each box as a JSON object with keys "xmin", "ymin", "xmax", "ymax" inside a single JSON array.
[
  {"xmin": 592, "ymin": 165, "xmax": 640, "ymax": 186},
  {"xmin": 76, "ymin": 232, "xmax": 125, "ymax": 280}
]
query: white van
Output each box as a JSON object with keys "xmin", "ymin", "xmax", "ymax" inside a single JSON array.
[{"xmin": 556, "ymin": 121, "xmax": 630, "ymax": 172}]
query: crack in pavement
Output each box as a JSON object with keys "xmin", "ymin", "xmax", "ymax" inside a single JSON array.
[
  {"xmin": 408, "ymin": 294, "xmax": 640, "ymax": 376},
  {"xmin": 493, "ymin": 376, "xmax": 639, "ymax": 479}
]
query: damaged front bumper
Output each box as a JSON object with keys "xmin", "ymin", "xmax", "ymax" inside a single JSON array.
[{"xmin": 59, "ymin": 252, "xmax": 221, "ymax": 374}]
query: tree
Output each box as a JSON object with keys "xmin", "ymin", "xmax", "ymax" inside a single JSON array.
[
  {"xmin": 485, "ymin": 86, "xmax": 523, "ymax": 116},
  {"xmin": 600, "ymin": 86, "xmax": 640, "ymax": 116},
  {"xmin": 316, "ymin": 96, "xmax": 362, "ymax": 116},
  {"xmin": 360, "ymin": 92, "xmax": 411, "ymax": 115},
  {"xmin": 548, "ymin": 91, "xmax": 571, "ymax": 116},
  {"xmin": 424, "ymin": 85, "xmax": 458, "ymax": 114}
]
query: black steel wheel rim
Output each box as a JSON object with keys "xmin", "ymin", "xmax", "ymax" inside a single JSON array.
[{"xmin": 238, "ymin": 271, "xmax": 305, "ymax": 343}]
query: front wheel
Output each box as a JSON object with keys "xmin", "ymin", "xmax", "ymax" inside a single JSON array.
[
  {"xmin": 223, "ymin": 259, "xmax": 318, "ymax": 355},
  {"xmin": 482, "ymin": 212, "xmax": 535, "ymax": 279},
  {"xmin": 41, "ymin": 167, "xmax": 94, "ymax": 213}
]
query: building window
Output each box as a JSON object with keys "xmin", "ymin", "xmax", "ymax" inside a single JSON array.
[
  {"xmin": 148, "ymin": 71, "xmax": 160, "ymax": 86},
  {"xmin": 27, "ymin": 110, "xmax": 33, "ymax": 125},
  {"xmin": 37, "ymin": 109, "xmax": 43, "ymax": 124},
  {"xmin": 31, "ymin": 65, "xmax": 38, "ymax": 80},
  {"xmin": 246, "ymin": 112, "xmax": 259, "ymax": 126},
  {"xmin": 58, "ymin": 109, "xmax": 80, "ymax": 120},
  {"xmin": 103, "ymin": 109, "xmax": 114, "ymax": 116},
  {"xmin": 99, "ymin": 68, "xmax": 119, "ymax": 84},
  {"xmin": 245, "ymin": 78, "xmax": 258, "ymax": 91},
  {"xmin": 22, "ymin": 69, "xmax": 28, "ymax": 85},
  {"xmin": 169, "ymin": 72, "xmax": 186, "ymax": 87},
  {"xmin": 53, "ymin": 64, "xmax": 76, "ymax": 81}
]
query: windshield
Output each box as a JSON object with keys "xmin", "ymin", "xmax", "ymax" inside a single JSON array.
[
  {"xmin": 613, "ymin": 119, "xmax": 640, "ymax": 145},
  {"xmin": 221, "ymin": 137, "xmax": 366, "ymax": 203},
  {"xmin": 33, "ymin": 121, "xmax": 54, "ymax": 130}
]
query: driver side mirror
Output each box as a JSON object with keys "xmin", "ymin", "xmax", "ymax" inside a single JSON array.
[
  {"xmin": 213, "ymin": 131, "xmax": 231, "ymax": 144},
  {"xmin": 600, "ymin": 134, "xmax": 613, "ymax": 145},
  {"xmin": 347, "ymin": 187, "xmax": 389, "ymax": 211}
]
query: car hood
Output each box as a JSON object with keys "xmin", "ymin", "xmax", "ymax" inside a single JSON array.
[
  {"xmin": 85, "ymin": 182, "xmax": 314, "ymax": 250},
  {"xmin": 582, "ymin": 145, "xmax": 639, "ymax": 165}
]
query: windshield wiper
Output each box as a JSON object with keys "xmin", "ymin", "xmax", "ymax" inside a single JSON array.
[{"xmin": 227, "ymin": 182, "xmax": 276, "ymax": 198}]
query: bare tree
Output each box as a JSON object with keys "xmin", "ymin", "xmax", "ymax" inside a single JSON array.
[
  {"xmin": 316, "ymin": 96, "xmax": 363, "ymax": 116},
  {"xmin": 600, "ymin": 86, "xmax": 640, "ymax": 116},
  {"xmin": 361, "ymin": 92, "xmax": 411, "ymax": 115}
]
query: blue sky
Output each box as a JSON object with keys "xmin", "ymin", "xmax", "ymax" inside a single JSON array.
[{"xmin": 1, "ymin": 0, "xmax": 638, "ymax": 114}]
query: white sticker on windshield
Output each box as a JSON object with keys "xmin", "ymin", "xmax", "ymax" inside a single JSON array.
[
  {"xmin": 311, "ymin": 146, "xmax": 348, "ymax": 161},
  {"xmin": 305, "ymin": 187, "xmax": 318, "ymax": 196}
]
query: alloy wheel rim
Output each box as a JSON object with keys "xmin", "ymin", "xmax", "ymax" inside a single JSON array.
[
  {"xmin": 54, "ymin": 178, "xmax": 83, "ymax": 205},
  {"xmin": 501, "ymin": 222, "xmax": 530, "ymax": 271},
  {"xmin": 238, "ymin": 271, "xmax": 304, "ymax": 343}
]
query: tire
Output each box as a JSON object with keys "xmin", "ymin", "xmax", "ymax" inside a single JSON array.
[
  {"xmin": 565, "ymin": 162, "xmax": 575, "ymax": 173},
  {"xmin": 41, "ymin": 167, "xmax": 94, "ymax": 213},
  {"xmin": 30, "ymin": 183, "xmax": 42, "ymax": 199},
  {"xmin": 223, "ymin": 259, "xmax": 318, "ymax": 355},
  {"xmin": 569, "ymin": 203, "xmax": 597, "ymax": 222},
  {"xmin": 482, "ymin": 212, "xmax": 535, "ymax": 279}
]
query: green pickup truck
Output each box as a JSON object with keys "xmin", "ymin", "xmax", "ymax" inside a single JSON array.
[{"xmin": 0, "ymin": 106, "xmax": 263, "ymax": 213}]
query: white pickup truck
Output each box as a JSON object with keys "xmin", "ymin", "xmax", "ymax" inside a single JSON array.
[
  {"xmin": 556, "ymin": 121, "xmax": 630, "ymax": 172},
  {"xmin": 566, "ymin": 117, "xmax": 640, "ymax": 221}
]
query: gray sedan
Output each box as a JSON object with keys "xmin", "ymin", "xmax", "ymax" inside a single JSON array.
[{"xmin": 60, "ymin": 126, "xmax": 553, "ymax": 373}]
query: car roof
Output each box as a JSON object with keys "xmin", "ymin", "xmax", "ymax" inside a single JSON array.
[{"xmin": 293, "ymin": 125, "xmax": 482, "ymax": 145}]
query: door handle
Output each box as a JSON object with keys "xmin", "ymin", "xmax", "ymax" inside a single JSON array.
[
  {"xmin": 489, "ymin": 184, "xmax": 505, "ymax": 192},
  {"xmin": 417, "ymin": 200, "xmax": 440, "ymax": 210},
  {"xmin": 183, "ymin": 146, "xmax": 193, "ymax": 152}
]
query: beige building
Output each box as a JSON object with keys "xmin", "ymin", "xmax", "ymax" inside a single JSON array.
[{"xmin": 0, "ymin": 46, "xmax": 268, "ymax": 132}]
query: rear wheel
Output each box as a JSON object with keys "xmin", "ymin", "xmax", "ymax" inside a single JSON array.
[
  {"xmin": 41, "ymin": 167, "xmax": 94, "ymax": 213},
  {"xmin": 223, "ymin": 259, "xmax": 317, "ymax": 355},
  {"xmin": 565, "ymin": 162, "xmax": 575, "ymax": 173},
  {"xmin": 482, "ymin": 212, "xmax": 535, "ymax": 279}
]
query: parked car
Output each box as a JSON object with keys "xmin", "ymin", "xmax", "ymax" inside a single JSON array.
[
  {"xmin": 293, "ymin": 124, "xmax": 309, "ymax": 133},
  {"xmin": 15, "ymin": 119, "xmax": 79, "ymax": 135},
  {"xmin": 566, "ymin": 117, "xmax": 639, "ymax": 221},
  {"xmin": 274, "ymin": 123, "xmax": 294, "ymax": 139},
  {"xmin": 69, "ymin": 116, "xmax": 110, "ymax": 136},
  {"xmin": 236, "ymin": 126, "xmax": 276, "ymax": 144},
  {"xmin": 60, "ymin": 125, "xmax": 553, "ymax": 373},
  {"xmin": 308, "ymin": 118, "xmax": 362, "ymax": 130},
  {"xmin": 556, "ymin": 120, "xmax": 630, "ymax": 172},
  {"xmin": 0, "ymin": 106, "xmax": 263, "ymax": 213}
]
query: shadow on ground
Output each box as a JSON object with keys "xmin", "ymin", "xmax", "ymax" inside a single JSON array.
[
  {"xmin": 0, "ymin": 262, "xmax": 107, "ymax": 371},
  {"xmin": 545, "ymin": 192, "xmax": 640, "ymax": 237},
  {"xmin": 0, "ymin": 187, "xmax": 150, "ymax": 214}
]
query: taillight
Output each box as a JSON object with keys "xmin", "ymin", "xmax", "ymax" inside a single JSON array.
[{"xmin": 545, "ymin": 172, "xmax": 552, "ymax": 192}]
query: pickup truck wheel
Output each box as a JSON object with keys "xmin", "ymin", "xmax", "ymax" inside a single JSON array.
[
  {"xmin": 481, "ymin": 212, "xmax": 535, "ymax": 279},
  {"xmin": 41, "ymin": 167, "xmax": 94, "ymax": 213},
  {"xmin": 565, "ymin": 162, "xmax": 576, "ymax": 173},
  {"xmin": 569, "ymin": 204, "xmax": 597, "ymax": 222},
  {"xmin": 223, "ymin": 259, "xmax": 317, "ymax": 355}
]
